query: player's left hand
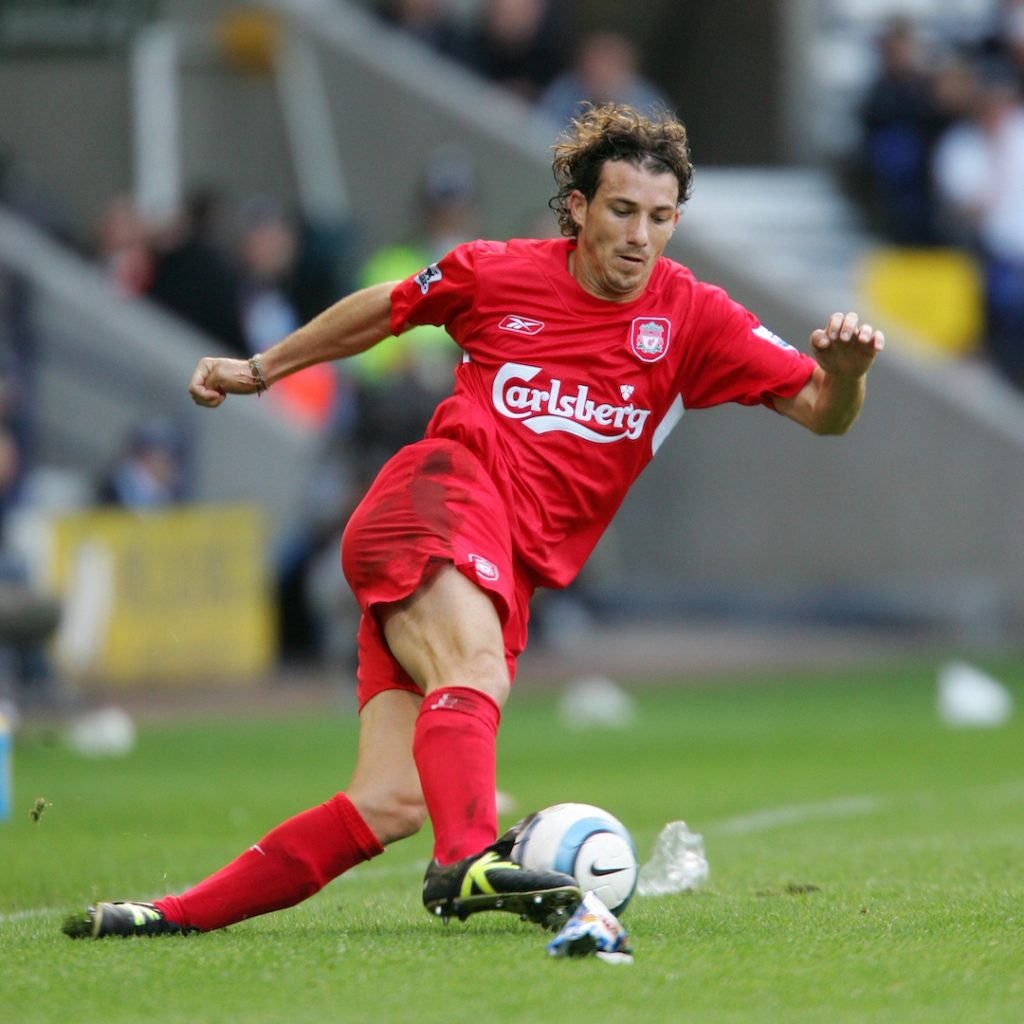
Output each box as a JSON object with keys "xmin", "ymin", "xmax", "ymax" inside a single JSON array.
[{"xmin": 810, "ymin": 312, "xmax": 884, "ymax": 379}]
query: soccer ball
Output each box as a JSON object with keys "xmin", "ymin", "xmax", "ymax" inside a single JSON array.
[{"xmin": 511, "ymin": 802, "xmax": 639, "ymax": 915}]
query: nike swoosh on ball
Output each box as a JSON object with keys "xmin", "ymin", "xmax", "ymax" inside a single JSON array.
[{"xmin": 589, "ymin": 864, "xmax": 627, "ymax": 877}]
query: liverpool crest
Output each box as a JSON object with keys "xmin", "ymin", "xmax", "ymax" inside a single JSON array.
[{"xmin": 629, "ymin": 317, "xmax": 671, "ymax": 363}]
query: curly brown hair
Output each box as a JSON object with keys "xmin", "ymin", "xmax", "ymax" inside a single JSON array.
[{"xmin": 549, "ymin": 103, "xmax": 694, "ymax": 237}]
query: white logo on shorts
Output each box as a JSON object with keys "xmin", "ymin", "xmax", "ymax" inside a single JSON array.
[{"xmin": 468, "ymin": 553, "xmax": 499, "ymax": 581}]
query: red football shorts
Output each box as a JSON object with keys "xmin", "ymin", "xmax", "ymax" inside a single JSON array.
[{"xmin": 340, "ymin": 438, "xmax": 533, "ymax": 709}]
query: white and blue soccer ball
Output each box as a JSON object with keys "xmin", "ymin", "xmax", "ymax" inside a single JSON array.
[{"xmin": 511, "ymin": 802, "xmax": 639, "ymax": 915}]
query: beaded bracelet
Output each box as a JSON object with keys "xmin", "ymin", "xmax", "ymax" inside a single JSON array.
[{"xmin": 248, "ymin": 354, "xmax": 269, "ymax": 395}]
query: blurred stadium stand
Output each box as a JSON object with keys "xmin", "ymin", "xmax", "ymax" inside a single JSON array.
[
  {"xmin": 0, "ymin": 208, "xmax": 317, "ymax": 533},
  {"xmin": 615, "ymin": 167, "xmax": 1024, "ymax": 646},
  {"xmin": 0, "ymin": 0, "xmax": 1022, "ymax": 680}
]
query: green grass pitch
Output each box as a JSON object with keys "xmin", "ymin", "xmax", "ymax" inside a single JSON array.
[{"xmin": 2, "ymin": 657, "xmax": 1022, "ymax": 1023}]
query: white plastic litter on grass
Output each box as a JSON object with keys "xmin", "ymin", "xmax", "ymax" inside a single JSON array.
[
  {"xmin": 67, "ymin": 706, "xmax": 136, "ymax": 757},
  {"xmin": 637, "ymin": 821, "xmax": 709, "ymax": 896},
  {"xmin": 558, "ymin": 676, "xmax": 635, "ymax": 729},
  {"xmin": 937, "ymin": 660, "xmax": 1013, "ymax": 728}
]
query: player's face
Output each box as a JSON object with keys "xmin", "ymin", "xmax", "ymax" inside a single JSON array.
[{"xmin": 568, "ymin": 159, "xmax": 681, "ymax": 302}]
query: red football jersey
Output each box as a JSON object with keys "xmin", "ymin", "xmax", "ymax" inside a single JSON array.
[{"xmin": 389, "ymin": 237, "xmax": 816, "ymax": 589}]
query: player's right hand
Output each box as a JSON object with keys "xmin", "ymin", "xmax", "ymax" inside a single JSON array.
[{"xmin": 188, "ymin": 357, "xmax": 256, "ymax": 408}]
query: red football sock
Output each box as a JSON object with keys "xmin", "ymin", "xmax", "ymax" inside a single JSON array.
[
  {"xmin": 413, "ymin": 686, "xmax": 501, "ymax": 865},
  {"xmin": 155, "ymin": 792, "xmax": 383, "ymax": 931}
]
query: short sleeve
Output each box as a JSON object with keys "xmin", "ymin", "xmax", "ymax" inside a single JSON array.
[
  {"xmin": 680, "ymin": 284, "xmax": 817, "ymax": 409},
  {"xmin": 389, "ymin": 241, "xmax": 486, "ymax": 342}
]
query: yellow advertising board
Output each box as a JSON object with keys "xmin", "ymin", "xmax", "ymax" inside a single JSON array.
[
  {"xmin": 860, "ymin": 247, "xmax": 982, "ymax": 357},
  {"xmin": 47, "ymin": 504, "xmax": 275, "ymax": 687}
]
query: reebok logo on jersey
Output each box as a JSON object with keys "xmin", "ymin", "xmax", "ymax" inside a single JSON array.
[
  {"xmin": 498, "ymin": 314, "xmax": 545, "ymax": 334},
  {"xmin": 492, "ymin": 362, "xmax": 651, "ymax": 443}
]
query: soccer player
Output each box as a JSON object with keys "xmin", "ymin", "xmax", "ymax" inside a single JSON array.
[{"xmin": 63, "ymin": 104, "xmax": 883, "ymax": 939}]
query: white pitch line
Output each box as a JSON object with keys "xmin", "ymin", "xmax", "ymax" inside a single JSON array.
[
  {"xmin": 708, "ymin": 795, "xmax": 881, "ymax": 835},
  {"xmin": 0, "ymin": 907, "xmax": 55, "ymax": 924},
  {"xmin": 1, "ymin": 802, "xmax": 886, "ymax": 927},
  {"xmin": 0, "ymin": 862, "xmax": 431, "ymax": 928},
  {"xmin": 336, "ymin": 859, "xmax": 428, "ymax": 883}
]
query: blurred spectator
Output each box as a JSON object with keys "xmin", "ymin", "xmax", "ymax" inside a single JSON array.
[
  {"xmin": 146, "ymin": 190, "xmax": 248, "ymax": 355},
  {"xmin": 858, "ymin": 17, "xmax": 944, "ymax": 245},
  {"xmin": 933, "ymin": 65, "xmax": 1024, "ymax": 386},
  {"xmin": 376, "ymin": 0, "xmax": 472, "ymax": 63},
  {"xmin": 0, "ymin": 151, "xmax": 70, "ymax": 548},
  {"xmin": 277, "ymin": 152, "xmax": 475, "ymax": 667},
  {"xmin": 974, "ymin": 0, "xmax": 1024, "ymax": 93},
  {"xmin": 275, "ymin": 429, "xmax": 360, "ymax": 668},
  {"xmin": 96, "ymin": 417, "xmax": 188, "ymax": 510},
  {"xmin": 0, "ymin": 427, "xmax": 20, "ymax": 526},
  {"xmin": 236, "ymin": 197, "xmax": 341, "ymax": 430},
  {"xmin": 464, "ymin": 0, "xmax": 567, "ymax": 103},
  {"xmin": 237, "ymin": 196, "xmax": 302, "ymax": 354},
  {"xmin": 0, "ymin": 271, "xmax": 35, "ymax": 486},
  {"xmin": 235, "ymin": 198, "xmax": 350, "ymax": 664},
  {"xmin": 539, "ymin": 31, "xmax": 669, "ymax": 130},
  {"xmin": 0, "ymin": 364, "xmax": 61, "ymax": 713},
  {"xmin": 288, "ymin": 217, "xmax": 355, "ymax": 327},
  {"xmin": 931, "ymin": 53, "xmax": 981, "ymax": 130},
  {"xmin": 94, "ymin": 195, "xmax": 154, "ymax": 297},
  {"xmin": 0, "ymin": 371, "xmax": 27, "ymax": 531},
  {"xmin": 349, "ymin": 148, "xmax": 471, "ymax": 485}
]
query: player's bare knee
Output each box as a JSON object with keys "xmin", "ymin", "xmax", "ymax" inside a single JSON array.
[{"xmin": 443, "ymin": 645, "xmax": 509, "ymax": 706}]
